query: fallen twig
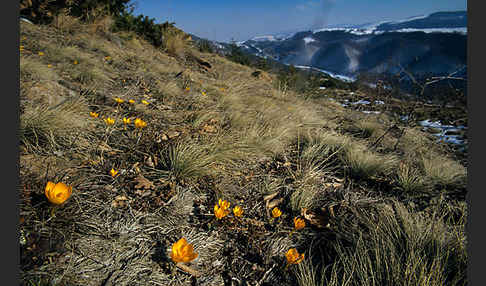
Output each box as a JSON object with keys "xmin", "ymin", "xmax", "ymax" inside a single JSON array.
[{"xmin": 176, "ymin": 262, "xmax": 201, "ymax": 277}]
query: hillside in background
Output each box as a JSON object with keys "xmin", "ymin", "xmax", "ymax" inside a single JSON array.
[
  {"xmin": 202, "ymin": 11, "xmax": 467, "ymax": 97},
  {"xmin": 19, "ymin": 5, "xmax": 467, "ymax": 286}
]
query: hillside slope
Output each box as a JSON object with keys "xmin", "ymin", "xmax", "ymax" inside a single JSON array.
[{"xmin": 19, "ymin": 16, "xmax": 467, "ymax": 286}]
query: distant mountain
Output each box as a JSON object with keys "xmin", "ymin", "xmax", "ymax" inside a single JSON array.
[
  {"xmin": 189, "ymin": 10, "xmax": 467, "ymax": 94},
  {"xmin": 237, "ymin": 11, "xmax": 467, "ymax": 80}
]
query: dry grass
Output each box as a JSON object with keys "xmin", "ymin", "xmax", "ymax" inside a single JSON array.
[
  {"xmin": 20, "ymin": 59, "xmax": 58, "ymax": 82},
  {"xmin": 421, "ymin": 154, "xmax": 467, "ymax": 187},
  {"xmin": 295, "ymin": 200, "xmax": 467, "ymax": 286},
  {"xmin": 164, "ymin": 32, "xmax": 187, "ymax": 58},
  {"xmin": 20, "ymin": 97, "xmax": 91, "ymax": 153},
  {"xmin": 395, "ymin": 161, "xmax": 425, "ymax": 193},
  {"xmin": 342, "ymin": 142, "xmax": 397, "ymax": 180},
  {"xmin": 355, "ymin": 119, "xmax": 381, "ymax": 138}
]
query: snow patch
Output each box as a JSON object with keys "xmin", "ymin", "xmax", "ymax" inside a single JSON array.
[
  {"xmin": 393, "ymin": 27, "xmax": 467, "ymax": 34},
  {"xmin": 362, "ymin": 111, "xmax": 381, "ymax": 114},
  {"xmin": 313, "ymin": 27, "xmax": 380, "ymax": 35},
  {"xmin": 351, "ymin": 100, "xmax": 371, "ymax": 105},
  {"xmin": 419, "ymin": 119, "xmax": 466, "ymax": 145},
  {"xmin": 387, "ymin": 14, "xmax": 428, "ymax": 24},
  {"xmin": 251, "ymin": 35, "xmax": 277, "ymax": 41},
  {"xmin": 303, "ymin": 37, "xmax": 316, "ymax": 44},
  {"xmin": 293, "ymin": 65, "xmax": 356, "ymax": 82}
]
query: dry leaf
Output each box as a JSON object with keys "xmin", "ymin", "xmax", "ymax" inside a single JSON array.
[
  {"xmin": 301, "ymin": 208, "xmax": 330, "ymax": 228},
  {"xmin": 267, "ymin": 198, "xmax": 284, "ymax": 210},
  {"xmin": 133, "ymin": 174, "xmax": 155, "ymax": 190},
  {"xmin": 202, "ymin": 124, "xmax": 217, "ymax": 133},
  {"xmin": 115, "ymin": 195, "xmax": 128, "ymax": 201},
  {"xmin": 263, "ymin": 192, "xmax": 279, "ymax": 202},
  {"xmin": 157, "ymin": 133, "xmax": 169, "ymax": 142},
  {"xmin": 324, "ymin": 182, "xmax": 343, "ymax": 188},
  {"xmin": 134, "ymin": 189, "xmax": 152, "ymax": 197},
  {"xmin": 112, "ymin": 195, "xmax": 129, "ymax": 208},
  {"xmin": 131, "ymin": 162, "xmax": 141, "ymax": 174},
  {"xmin": 167, "ymin": 131, "xmax": 181, "ymax": 139},
  {"xmin": 145, "ymin": 156, "xmax": 155, "ymax": 168}
]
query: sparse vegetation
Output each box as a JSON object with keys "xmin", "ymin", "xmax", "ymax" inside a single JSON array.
[{"xmin": 19, "ymin": 6, "xmax": 467, "ymax": 286}]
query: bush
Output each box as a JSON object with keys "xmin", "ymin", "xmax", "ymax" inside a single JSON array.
[
  {"xmin": 197, "ymin": 39, "xmax": 214, "ymax": 53},
  {"xmin": 113, "ymin": 11, "xmax": 165, "ymax": 46},
  {"xmin": 20, "ymin": 0, "xmax": 131, "ymax": 24}
]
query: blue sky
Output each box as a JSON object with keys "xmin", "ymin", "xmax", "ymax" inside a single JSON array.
[{"xmin": 130, "ymin": 0, "xmax": 467, "ymax": 43}]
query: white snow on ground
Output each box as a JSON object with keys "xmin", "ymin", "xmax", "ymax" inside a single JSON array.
[
  {"xmin": 313, "ymin": 27, "xmax": 380, "ymax": 35},
  {"xmin": 394, "ymin": 27, "xmax": 467, "ymax": 34},
  {"xmin": 312, "ymin": 16, "xmax": 466, "ymax": 35},
  {"xmin": 374, "ymin": 100, "xmax": 385, "ymax": 105},
  {"xmin": 294, "ymin": 65, "xmax": 356, "ymax": 82},
  {"xmin": 419, "ymin": 119, "xmax": 450, "ymax": 129},
  {"xmin": 313, "ymin": 26, "xmax": 467, "ymax": 35},
  {"xmin": 319, "ymin": 86, "xmax": 327, "ymax": 90},
  {"xmin": 362, "ymin": 111, "xmax": 381, "ymax": 114},
  {"xmin": 387, "ymin": 14, "xmax": 428, "ymax": 24},
  {"xmin": 248, "ymin": 44, "xmax": 263, "ymax": 54},
  {"xmin": 251, "ymin": 35, "xmax": 277, "ymax": 41},
  {"xmin": 303, "ymin": 37, "xmax": 316, "ymax": 44},
  {"xmin": 364, "ymin": 82, "xmax": 392, "ymax": 90},
  {"xmin": 419, "ymin": 119, "xmax": 466, "ymax": 145},
  {"xmin": 250, "ymin": 32, "xmax": 296, "ymax": 42},
  {"xmin": 351, "ymin": 100, "xmax": 371, "ymax": 105}
]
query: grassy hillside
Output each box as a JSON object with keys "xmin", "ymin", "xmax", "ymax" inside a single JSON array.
[{"xmin": 19, "ymin": 14, "xmax": 467, "ymax": 286}]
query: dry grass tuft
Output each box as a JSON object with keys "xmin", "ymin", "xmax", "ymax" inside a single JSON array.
[
  {"xmin": 155, "ymin": 141, "xmax": 235, "ymax": 182},
  {"xmin": 296, "ymin": 200, "xmax": 467, "ymax": 286},
  {"xmin": 395, "ymin": 161, "xmax": 425, "ymax": 193},
  {"xmin": 20, "ymin": 97, "xmax": 90, "ymax": 152},
  {"xmin": 421, "ymin": 155, "xmax": 467, "ymax": 187},
  {"xmin": 342, "ymin": 142, "xmax": 397, "ymax": 179},
  {"xmin": 331, "ymin": 202, "xmax": 465, "ymax": 285},
  {"xmin": 20, "ymin": 59, "xmax": 58, "ymax": 82},
  {"xmin": 164, "ymin": 32, "xmax": 187, "ymax": 58}
]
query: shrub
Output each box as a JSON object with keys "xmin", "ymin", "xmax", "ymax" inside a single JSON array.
[
  {"xmin": 20, "ymin": 0, "xmax": 131, "ymax": 24},
  {"xmin": 197, "ymin": 39, "xmax": 214, "ymax": 54}
]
